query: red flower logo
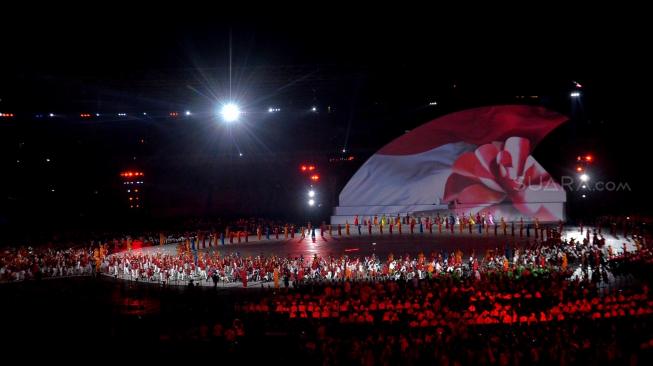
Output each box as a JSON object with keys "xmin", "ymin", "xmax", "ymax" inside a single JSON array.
[{"xmin": 443, "ymin": 137, "xmax": 563, "ymax": 219}]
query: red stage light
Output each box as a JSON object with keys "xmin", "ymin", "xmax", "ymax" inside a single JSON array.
[
  {"xmin": 300, "ymin": 165, "xmax": 307, "ymax": 172},
  {"xmin": 585, "ymin": 155, "xmax": 593, "ymax": 162},
  {"xmin": 308, "ymin": 165, "xmax": 316, "ymax": 171},
  {"xmin": 576, "ymin": 166, "xmax": 583, "ymax": 172},
  {"xmin": 310, "ymin": 174, "xmax": 320, "ymax": 182}
]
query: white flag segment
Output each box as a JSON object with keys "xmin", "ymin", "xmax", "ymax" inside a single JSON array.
[{"xmin": 339, "ymin": 142, "xmax": 477, "ymax": 206}]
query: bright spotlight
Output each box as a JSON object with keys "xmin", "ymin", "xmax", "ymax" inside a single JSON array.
[
  {"xmin": 570, "ymin": 91, "xmax": 581, "ymax": 98},
  {"xmin": 49, "ymin": 113, "xmax": 55, "ymax": 117},
  {"xmin": 220, "ymin": 103, "xmax": 241, "ymax": 122},
  {"xmin": 308, "ymin": 190, "xmax": 315, "ymax": 198},
  {"xmin": 308, "ymin": 199, "xmax": 315, "ymax": 206},
  {"xmin": 311, "ymin": 106, "xmax": 317, "ymax": 112},
  {"xmin": 582, "ymin": 194, "xmax": 586, "ymax": 198},
  {"xmin": 580, "ymin": 174, "xmax": 589, "ymax": 182},
  {"xmin": 239, "ymin": 152, "xmax": 243, "ymax": 157},
  {"xmin": 581, "ymin": 184, "xmax": 587, "ymax": 189},
  {"xmin": 185, "ymin": 110, "xmax": 191, "ymax": 116}
]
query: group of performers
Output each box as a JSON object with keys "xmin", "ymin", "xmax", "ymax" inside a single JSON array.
[{"xmin": 333, "ymin": 213, "xmax": 558, "ymax": 240}]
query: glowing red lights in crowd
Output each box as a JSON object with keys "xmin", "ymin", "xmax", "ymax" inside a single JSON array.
[
  {"xmin": 310, "ymin": 174, "xmax": 320, "ymax": 182},
  {"xmin": 79, "ymin": 113, "xmax": 92, "ymax": 118},
  {"xmin": 576, "ymin": 154, "xmax": 594, "ymax": 163}
]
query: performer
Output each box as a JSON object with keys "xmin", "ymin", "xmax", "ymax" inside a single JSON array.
[
  {"xmin": 345, "ymin": 221, "xmax": 350, "ymax": 235},
  {"xmin": 458, "ymin": 213, "xmax": 465, "ymax": 234},
  {"xmin": 398, "ymin": 220, "xmax": 403, "ymax": 235},
  {"xmin": 358, "ymin": 223, "xmax": 362, "ymax": 235},
  {"xmin": 368, "ymin": 220, "xmax": 372, "ymax": 235},
  {"xmin": 290, "ymin": 224, "xmax": 295, "ymax": 238},
  {"xmin": 438, "ymin": 216, "xmax": 443, "ymax": 234},
  {"xmin": 419, "ymin": 218, "xmax": 423, "ymax": 234},
  {"xmin": 410, "ymin": 217, "xmax": 415, "ymax": 234},
  {"xmin": 220, "ymin": 232, "xmax": 225, "ymax": 246},
  {"xmin": 468, "ymin": 215, "xmax": 474, "ymax": 234},
  {"xmin": 511, "ymin": 221, "xmax": 515, "ymax": 237},
  {"xmin": 328, "ymin": 224, "xmax": 332, "ymax": 236},
  {"xmin": 338, "ymin": 223, "xmax": 342, "ymax": 236},
  {"xmin": 381, "ymin": 214, "xmax": 387, "ymax": 227},
  {"xmin": 266, "ymin": 226, "xmax": 270, "ymax": 240},
  {"xmin": 284, "ymin": 224, "xmax": 289, "ymax": 239},
  {"xmin": 273, "ymin": 268, "xmax": 279, "ymax": 289},
  {"xmin": 519, "ymin": 217, "xmax": 524, "ymax": 237},
  {"xmin": 379, "ymin": 222, "xmax": 384, "ymax": 235},
  {"xmin": 354, "ymin": 215, "xmax": 359, "ymax": 226},
  {"xmin": 389, "ymin": 222, "xmax": 394, "ymax": 234},
  {"xmin": 501, "ymin": 217, "xmax": 507, "ymax": 235},
  {"xmin": 449, "ymin": 214, "xmax": 455, "ymax": 234},
  {"xmin": 373, "ymin": 215, "xmax": 378, "ymax": 226}
]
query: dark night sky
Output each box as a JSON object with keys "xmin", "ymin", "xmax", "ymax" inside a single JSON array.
[{"xmin": 0, "ymin": 9, "xmax": 650, "ymax": 237}]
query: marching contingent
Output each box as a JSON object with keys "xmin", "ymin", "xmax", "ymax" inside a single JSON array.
[{"xmin": 1, "ymin": 213, "xmax": 647, "ymax": 286}]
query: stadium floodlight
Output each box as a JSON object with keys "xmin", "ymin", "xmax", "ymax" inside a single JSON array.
[{"xmin": 220, "ymin": 103, "xmax": 240, "ymax": 122}]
